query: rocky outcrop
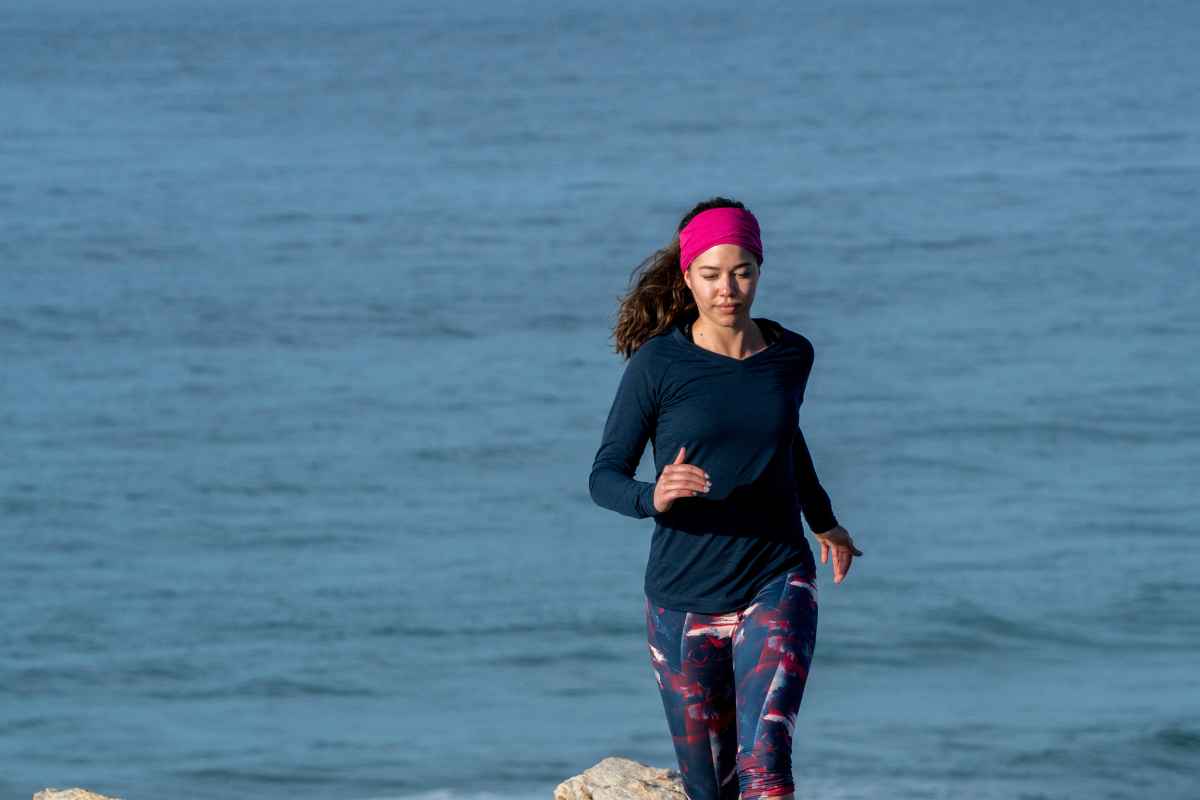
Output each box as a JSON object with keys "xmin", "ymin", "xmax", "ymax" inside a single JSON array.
[
  {"xmin": 32, "ymin": 757, "xmax": 677, "ymax": 800},
  {"xmin": 554, "ymin": 756, "xmax": 686, "ymax": 800}
]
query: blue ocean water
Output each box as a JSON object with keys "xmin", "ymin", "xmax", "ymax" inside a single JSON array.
[{"xmin": 1, "ymin": 1, "xmax": 1198, "ymax": 799}]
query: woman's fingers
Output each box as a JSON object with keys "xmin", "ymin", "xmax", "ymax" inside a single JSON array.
[
  {"xmin": 662, "ymin": 441, "xmax": 704, "ymax": 483},
  {"xmin": 652, "ymin": 465, "xmax": 712, "ymax": 512},
  {"xmin": 663, "ymin": 465, "xmax": 710, "ymax": 495},
  {"xmin": 833, "ymin": 545, "xmax": 857, "ymax": 583},
  {"xmin": 671, "ymin": 446, "xmax": 708, "ymax": 484},
  {"xmin": 666, "ymin": 479, "xmax": 708, "ymax": 497},
  {"xmin": 814, "ymin": 526, "xmax": 864, "ymax": 584},
  {"xmin": 666, "ymin": 463, "xmax": 709, "ymax": 483},
  {"xmin": 814, "ymin": 530, "xmax": 860, "ymax": 583}
]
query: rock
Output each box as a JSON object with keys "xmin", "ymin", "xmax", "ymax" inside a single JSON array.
[
  {"xmin": 33, "ymin": 790, "xmax": 123, "ymax": 800},
  {"xmin": 554, "ymin": 756, "xmax": 687, "ymax": 800}
]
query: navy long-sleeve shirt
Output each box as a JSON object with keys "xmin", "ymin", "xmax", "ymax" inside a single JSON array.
[{"xmin": 589, "ymin": 316, "xmax": 840, "ymax": 613}]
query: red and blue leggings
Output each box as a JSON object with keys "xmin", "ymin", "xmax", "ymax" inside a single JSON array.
[{"xmin": 644, "ymin": 568, "xmax": 818, "ymax": 800}]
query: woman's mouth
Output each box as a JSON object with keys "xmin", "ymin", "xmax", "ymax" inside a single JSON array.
[{"xmin": 716, "ymin": 304, "xmax": 739, "ymax": 312}]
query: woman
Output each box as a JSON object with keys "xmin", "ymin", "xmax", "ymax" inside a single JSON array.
[{"xmin": 588, "ymin": 197, "xmax": 862, "ymax": 800}]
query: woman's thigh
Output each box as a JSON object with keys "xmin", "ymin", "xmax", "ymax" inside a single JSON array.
[
  {"xmin": 645, "ymin": 597, "xmax": 741, "ymax": 800},
  {"xmin": 731, "ymin": 569, "xmax": 819, "ymax": 799}
]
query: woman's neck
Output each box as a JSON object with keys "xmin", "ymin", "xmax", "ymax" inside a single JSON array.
[{"xmin": 687, "ymin": 316, "xmax": 774, "ymax": 355}]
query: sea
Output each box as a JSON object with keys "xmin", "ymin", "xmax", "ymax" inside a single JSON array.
[{"xmin": 1, "ymin": 1, "xmax": 1197, "ymax": 799}]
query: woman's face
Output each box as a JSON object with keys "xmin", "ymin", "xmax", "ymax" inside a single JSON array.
[{"xmin": 683, "ymin": 243, "xmax": 760, "ymax": 327}]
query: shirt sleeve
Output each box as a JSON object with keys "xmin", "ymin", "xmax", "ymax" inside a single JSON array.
[
  {"xmin": 588, "ymin": 350, "xmax": 660, "ymax": 520},
  {"xmin": 793, "ymin": 426, "xmax": 839, "ymax": 534}
]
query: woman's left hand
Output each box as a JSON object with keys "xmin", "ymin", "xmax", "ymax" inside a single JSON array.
[{"xmin": 813, "ymin": 525, "xmax": 863, "ymax": 584}]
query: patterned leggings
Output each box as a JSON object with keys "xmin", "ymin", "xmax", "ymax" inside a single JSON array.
[{"xmin": 644, "ymin": 568, "xmax": 818, "ymax": 800}]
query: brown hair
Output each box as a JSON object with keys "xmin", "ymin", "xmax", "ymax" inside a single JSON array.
[{"xmin": 609, "ymin": 196, "xmax": 759, "ymax": 359}]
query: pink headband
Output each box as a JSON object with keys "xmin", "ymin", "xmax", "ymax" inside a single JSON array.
[{"xmin": 678, "ymin": 207, "xmax": 764, "ymax": 273}]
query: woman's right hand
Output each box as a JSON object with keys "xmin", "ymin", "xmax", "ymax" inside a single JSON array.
[{"xmin": 652, "ymin": 446, "xmax": 711, "ymax": 513}]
